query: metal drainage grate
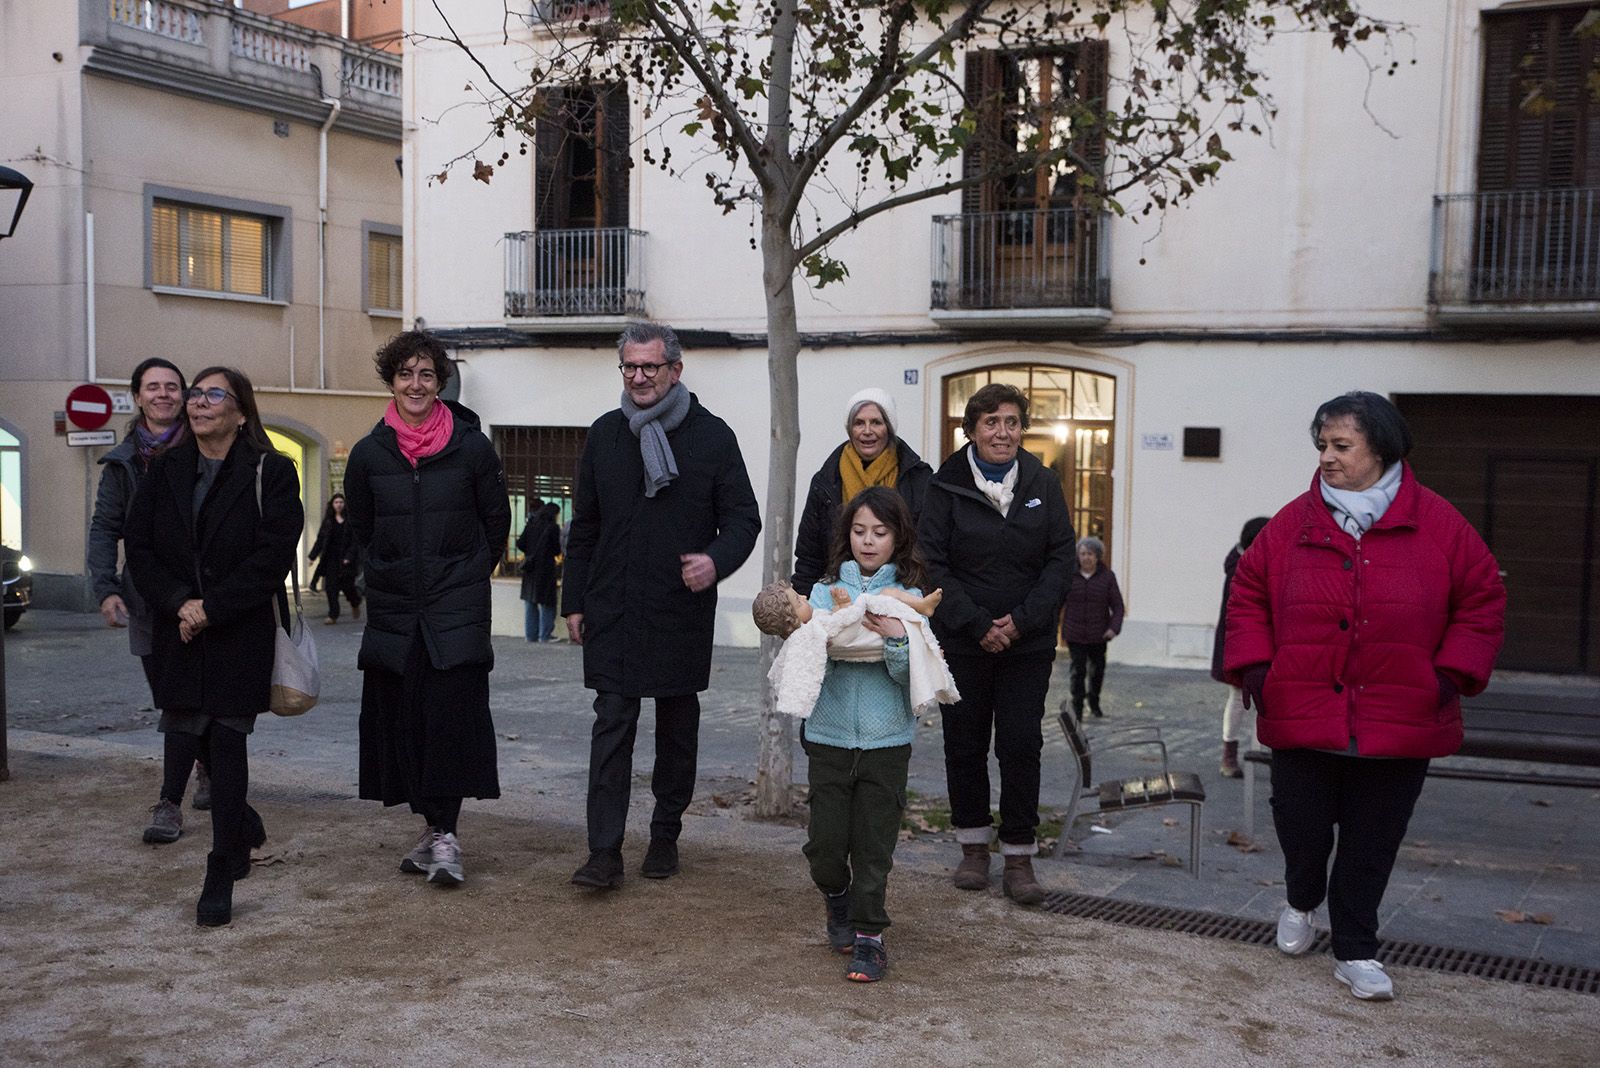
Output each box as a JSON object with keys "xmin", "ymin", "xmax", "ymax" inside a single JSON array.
[{"xmin": 1041, "ymin": 891, "xmax": 1600, "ymax": 996}]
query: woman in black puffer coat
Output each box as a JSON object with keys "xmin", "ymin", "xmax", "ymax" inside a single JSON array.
[{"xmin": 344, "ymin": 331, "xmax": 511, "ymax": 888}]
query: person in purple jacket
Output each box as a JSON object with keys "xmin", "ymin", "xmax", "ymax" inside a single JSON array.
[{"xmin": 1060, "ymin": 536, "xmax": 1124, "ymax": 721}]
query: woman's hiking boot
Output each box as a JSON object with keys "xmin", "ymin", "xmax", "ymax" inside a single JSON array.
[
  {"xmin": 952, "ymin": 843, "xmax": 991, "ymax": 891},
  {"xmin": 1002, "ymin": 854, "xmax": 1045, "ymax": 906}
]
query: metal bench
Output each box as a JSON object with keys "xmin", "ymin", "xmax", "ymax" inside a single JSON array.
[
  {"xmin": 1058, "ymin": 704, "xmax": 1207, "ymax": 877},
  {"xmin": 1241, "ymin": 690, "xmax": 1600, "ymax": 837}
]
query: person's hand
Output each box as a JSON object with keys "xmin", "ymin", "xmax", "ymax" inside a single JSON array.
[
  {"xmin": 565, "ymin": 613, "xmax": 584, "ymax": 646},
  {"xmin": 862, "ymin": 612, "xmax": 906, "ymax": 639},
  {"xmin": 680, "ymin": 553, "xmax": 717, "ymax": 593},
  {"xmin": 1240, "ymin": 663, "xmax": 1270, "ymax": 713},
  {"xmin": 1435, "ymin": 670, "xmax": 1460, "ymax": 709},
  {"xmin": 178, "ymin": 599, "xmax": 207, "ymax": 630},
  {"xmin": 100, "ymin": 595, "xmax": 129, "ymax": 628},
  {"xmin": 1103, "ymin": 628, "xmax": 1117, "ymax": 641},
  {"xmin": 979, "ymin": 622, "xmax": 1012, "ymax": 654},
  {"xmin": 995, "ymin": 614, "xmax": 1021, "ymax": 643}
]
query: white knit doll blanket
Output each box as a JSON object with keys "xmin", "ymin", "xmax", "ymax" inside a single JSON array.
[{"xmin": 768, "ymin": 594, "xmax": 960, "ymax": 720}]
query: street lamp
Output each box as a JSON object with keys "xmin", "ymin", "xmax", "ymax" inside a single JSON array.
[
  {"xmin": 0, "ymin": 165, "xmax": 32, "ymax": 782},
  {"xmin": 0, "ymin": 166, "xmax": 35, "ymax": 241}
]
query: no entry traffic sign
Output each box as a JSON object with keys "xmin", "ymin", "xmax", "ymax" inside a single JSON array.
[{"xmin": 66, "ymin": 384, "xmax": 113, "ymax": 431}]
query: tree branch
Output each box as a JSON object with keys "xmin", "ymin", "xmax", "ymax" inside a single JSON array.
[{"xmin": 648, "ymin": 0, "xmax": 773, "ymax": 188}]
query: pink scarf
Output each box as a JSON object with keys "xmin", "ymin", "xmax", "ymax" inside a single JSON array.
[{"xmin": 383, "ymin": 400, "xmax": 454, "ymax": 467}]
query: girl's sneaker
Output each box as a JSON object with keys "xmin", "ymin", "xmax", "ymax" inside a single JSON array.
[
  {"xmin": 400, "ymin": 826, "xmax": 437, "ymax": 874},
  {"xmin": 426, "ymin": 832, "xmax": 464, "ymax": 886},
  {"xmin": 846, "ymin": 936, "xmax": 887, "ymax": 982},
  {"xmin": 823, "ymin": 890, "xmax": 853, "ymax": 954}
]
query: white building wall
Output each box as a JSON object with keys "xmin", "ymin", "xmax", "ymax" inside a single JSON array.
[{"xmin": 407, "ymin": 1, "xmax": 1600, "ymax": 660}]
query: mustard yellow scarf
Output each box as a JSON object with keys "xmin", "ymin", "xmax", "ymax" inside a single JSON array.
[{"xmin": 839, "ymin": 443, "xmax": 899, "ymax": 504}]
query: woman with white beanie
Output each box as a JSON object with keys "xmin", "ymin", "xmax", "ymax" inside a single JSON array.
[{"xmin": 791, "ymin": 388, "xmax": 933, "ymax": 597}]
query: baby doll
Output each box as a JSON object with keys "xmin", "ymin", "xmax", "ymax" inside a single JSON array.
[{"xmin": 752, "ymin": 580, "xmax": 942, "ymax": 640}]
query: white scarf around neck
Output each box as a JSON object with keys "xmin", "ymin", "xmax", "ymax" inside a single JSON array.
[
  {"xmin": 1321, "ymin": 461, "xmax": 1402, "ymax": 538},
  {"xmin": 967, "ymin": 448, "xmax": 1018, "ymax": 515}
]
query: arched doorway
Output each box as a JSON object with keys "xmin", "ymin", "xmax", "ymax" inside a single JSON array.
[
  {"xmin": 266, "ymin": 427, "xmax": 311, "ymax": 582},
  {"xmin": 941, "ymin": 364, "xmax": 1116, "ymax": 555}
]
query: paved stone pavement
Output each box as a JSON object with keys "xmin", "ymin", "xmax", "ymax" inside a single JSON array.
[{"xmin": 5, "ymin": 608, "xmax": 1597, "ymax": 968}]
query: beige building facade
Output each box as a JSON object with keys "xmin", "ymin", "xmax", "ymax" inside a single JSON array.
[{"xmin": 1, "ymin": 0, "xmax": 404, "ymax": 608}]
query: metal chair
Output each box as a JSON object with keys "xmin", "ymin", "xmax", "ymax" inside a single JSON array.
[{"xmin": 1057, "ymin": 703, "xmax": 1207, "ymax": 878}]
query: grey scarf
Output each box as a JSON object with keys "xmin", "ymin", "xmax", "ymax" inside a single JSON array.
[
  {"xmin": 621, "ymin": 382, "xmax": 691, "ymax": 498},
  {"xmin": 1320, "ymin": 461, "xmax": 1402, "ymax": 538}
]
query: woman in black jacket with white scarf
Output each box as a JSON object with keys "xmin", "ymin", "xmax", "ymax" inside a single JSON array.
[
  {"xmin": 918, "ymin": 383, "xmax": 1075, "ymax": 907},
  {"xmin": 127, "ymin": 367, "xmax": 303, "ymax": 926}
]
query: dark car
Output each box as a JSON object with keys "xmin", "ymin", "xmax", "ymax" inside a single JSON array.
[{"xmin": 2, "ymin": 545, "xmax": 32, "ymax": 630}]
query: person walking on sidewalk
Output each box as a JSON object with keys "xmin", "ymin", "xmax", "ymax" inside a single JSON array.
[
  {"xmin": 564, "ymin": 322, "xmax": 760, "ymax": 890},
  {"xmin": 800, "ymin": 487, "xmax": 930, "ymax": 984},
  {"xmin": 1060, "ymin": 536, "xmax": 1123, "ymax": 722},
  {"xmin": 517, "ymin": 501, "xmax": 561, "ymax": 642},
  {"xmin": 88, "ymin": 357, "xmax": 214, "ymax": 841},
  {"xmin": 918, "ymin": 383, "xmax": 1075, "ymax": 906},
  {"xmin": 126, "ymin": 367, "xmax": 302, "ymax": 926},
  {"xmin": 308, "ymin": 493, "xmax": 362, "ymax": 625},
  {"xmin": 1226, "ymin": 391, "xmax": 1505, "ymax": 1002},
  {"xmin": 345, "ymin": 331, "xmax": 511, "ymax": 888},
  {"xmin": 1212, "ymin": 516, "xmax": 1269, "ymax": 777}
]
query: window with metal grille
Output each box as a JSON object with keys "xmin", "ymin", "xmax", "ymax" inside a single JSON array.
[
  {"xmin": 492, "ymin": 425, "xmax": 588, "ymax": 578},
  {"xmin": 366, "ymin": 227, "xmax": 402, "ymax": 312},
  {"xmin": 151, "ymin": 200, "xmax": 272, "ymax": 297}
]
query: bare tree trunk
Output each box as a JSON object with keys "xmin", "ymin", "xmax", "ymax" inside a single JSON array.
[{"xmin": 753, "ymin": 206, "xmax": 801, "ymax": 817}]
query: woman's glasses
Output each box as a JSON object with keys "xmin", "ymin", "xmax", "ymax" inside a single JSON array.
[{"xmin": 185, "ymin": 386, "xmax": 237, "ymax": 406}]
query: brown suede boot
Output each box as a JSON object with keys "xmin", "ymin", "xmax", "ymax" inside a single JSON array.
[
  {"xmin": 952, "ymin": 843, "xmax": 991, "ymax": 890},
  {"xmin": 1002, "ymin": 854, "xmax": 1045, "ymax": 906},
  {"xmin": 1220, "ymin": 741, "xmax": 1243, "ymax": 778}
]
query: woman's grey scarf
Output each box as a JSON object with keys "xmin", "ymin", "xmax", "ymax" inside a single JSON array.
[
  {"xmin": 621, "ymin": 382, "xmax": 691, "ymax": 498},
  {"xmin": 1321, "ymin": 461, "xmax": 1402, "ymax": 538}
]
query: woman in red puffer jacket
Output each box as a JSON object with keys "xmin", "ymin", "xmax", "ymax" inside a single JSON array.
[{"xmin": 1225, "ymin": 391, "xmax": 1504, "ymax": 1004}]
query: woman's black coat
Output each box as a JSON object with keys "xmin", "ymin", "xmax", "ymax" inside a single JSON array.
[
  {"xmin": 1210, "ymin": 543, "xmax": 1244, "ymax": 682},
  {"xmin": 125, "ymin": 437, "xmax": 303, "ymax": 715},
  {"xmin": 790, "ymin": 437, "xmax": 933, "ymax": 596},
  {"xmin": 562, "ymin": 396, "xmax": 760, "ymax": 698},
  {"xmin": 517, "ymin": 516, "xmax": 560, "ymax": 605},
  {"xmin": 310, "ymin": 516, "xmax": 357, "ymax": 583},
  {"xmin": 917, "ymin": 444, "xmax": 1076, "ymax": 659},
  {"xmin": 344, "ymin": 401, "xmax": 511, "ymax": 675}
]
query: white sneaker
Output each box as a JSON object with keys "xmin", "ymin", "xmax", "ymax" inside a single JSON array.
[
  {"xmin": 1276, "ymin": 905, "xmax": 1316, "ymax": 956},
  {"xmin": 427, "ymin": 832, "xmax": 464, "ymax": 886},
  {"xmin": 400, "ymin": 825, "xmax": 436, "ymax": 874},
  {"xmin": 1334, "ymin": 958, "xmax": 1394, "ymax": 1000}
]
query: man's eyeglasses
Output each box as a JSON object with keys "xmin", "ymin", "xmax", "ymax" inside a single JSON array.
[
  {"xmin": 618, "ymin": 361, "xmax": 671, "ymax": 379},
  {"xmin": 185, "ymin": 387, "xmax": 237, "ymax": 406}
]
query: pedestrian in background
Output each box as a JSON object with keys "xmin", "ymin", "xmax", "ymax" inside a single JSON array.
[
  {"xmin": 1060, "ymin": 535, "xmax": 1123, "ymax": 722},
  {"xmin": 1212, "ymin": 515, "xmax": 1270, "ymax": 777},
  {"xmin": 126, "ymin": 367, "xmax": 302, "ymax": 926},
  {"xmin": 1226, "ymin": 390, "xmax": 1505, "ymax": 1002},
  {"xmin": 308, "ymin": 492, "xmax": 362, "ymax": 625},
  {"xmin": 87, "ymin": 357, "xmax": 214, "ymax": 841},
  {"xmin": 517, "ymin": 501, "xmax": 561, "ymax": 642},
  {"xmin": 345, "ymin": 331, "xmax": 511, "ymax": 888}
]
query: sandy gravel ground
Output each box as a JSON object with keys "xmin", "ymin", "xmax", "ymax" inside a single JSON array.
[{"xmin": 1, "ymin": 735, "xmax": 1594, "ymax": 1068}]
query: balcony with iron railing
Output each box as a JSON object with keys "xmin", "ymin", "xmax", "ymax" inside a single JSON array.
[
  {"xmin": 930, "ymin": 207, "xmax": 1112, "ymax": 328},
  {"xmin": 505, "ymin": 228, "xmax": 648, "ymax": 323},
  {"xmin": 1430, "ymin": 188, "xmax": 1600, "ymax": 325},
  {"xmin": 88, "ymin": 0, "xmax": 401, "ymax": 136}
]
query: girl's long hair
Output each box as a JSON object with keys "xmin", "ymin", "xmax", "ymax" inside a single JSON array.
[
  {"xmin": 320, "ymin": 492, "xmax": 345, "ymax": 528},
  {"xmin": 823, "ymin": 486, "xmax": 928, "ymax": 591}
]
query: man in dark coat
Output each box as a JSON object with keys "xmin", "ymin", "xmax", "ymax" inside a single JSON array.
[{"xmin": 564, "ymin": 322, "xmax": 760, "ymax": 889}]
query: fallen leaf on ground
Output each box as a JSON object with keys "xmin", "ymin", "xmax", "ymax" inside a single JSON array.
[
  {"xmin": 1530, "ymin": 799, "xmax": 1552, "ymax": 807},
  {"xmin": 1495, "ymin": 909, "xmax": 1526, "ymax": 923},
  {"xmin": 1225, "ymin": 831, "xmax": 1263, "ymax": 853},
  {"xmin": 1161, "ymin": 818, "xmax": 1178, "ymax": 827}
]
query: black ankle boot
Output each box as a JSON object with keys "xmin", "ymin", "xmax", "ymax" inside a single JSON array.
[
  {"xmin": 232, "ymin": 805, "xmax": 267, "ymax": 879},
  {"xmin": 197, "ymin": 852, "xmax": 235, "ymax": 927}
]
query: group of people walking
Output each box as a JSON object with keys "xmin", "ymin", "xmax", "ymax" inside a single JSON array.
[{"xmin": 91, "ymin": 323, "xmax": 1505, "ymax": 1001}]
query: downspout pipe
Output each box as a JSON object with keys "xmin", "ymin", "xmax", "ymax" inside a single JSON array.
[{"xmin": 317, "ymin": 94, "xmax": 340, "ymax": 390}]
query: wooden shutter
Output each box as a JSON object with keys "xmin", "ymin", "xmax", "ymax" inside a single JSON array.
[
  {"xmin": 599, "ymin": 82, "xmax": 631, "ymax": 228},
  {"xmin": 1073, "ymin": 39, "xmax": 1110, "ymax": 191},
  {"xmin": 534, "ymin": 91, "xmax": 567, "ymax": 230},
  {"xmin": 1479, "ymin": 5, "xmax": 1600, "ymax": 191},
  {"xmin": 962, "ymin": 50, "xmax": 1004, "ymax": 215}
]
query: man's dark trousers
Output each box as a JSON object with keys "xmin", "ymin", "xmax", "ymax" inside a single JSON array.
[{"xmin": 586, "ymin": 691, "xmax": 701, "ymax": 852}]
